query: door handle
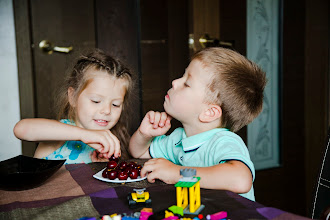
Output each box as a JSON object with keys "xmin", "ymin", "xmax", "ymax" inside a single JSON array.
[
  {"xmin": 39, "ymin": 40, "xmax": 73, "ymax": 54},
  {"xmin": 199, "ymin": 34, "xmax": 234, "ymax": 49}
]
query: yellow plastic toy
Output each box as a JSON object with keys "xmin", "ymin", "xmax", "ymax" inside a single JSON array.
[
  {"xmin": 175, "ymin": 169, "xmax": 205, "ymax": 214},
  {"xmin": 127, "ymin": 188, "xmax": 152, "ymax": 208}
]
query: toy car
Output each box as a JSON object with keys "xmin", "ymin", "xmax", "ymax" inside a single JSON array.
[{"xmin": 127, "ymin": 188, "xmax": 152, "ymax": 208}]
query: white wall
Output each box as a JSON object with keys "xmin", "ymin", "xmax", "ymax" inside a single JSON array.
[{"xmin": 0, "ymin": 0, "xmax": 22, "ymax": 161}]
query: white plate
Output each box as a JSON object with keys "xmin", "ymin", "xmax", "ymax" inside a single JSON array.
[{"xmin": 93, "ymin": 168, "xmax": 147, "ymax": 183}]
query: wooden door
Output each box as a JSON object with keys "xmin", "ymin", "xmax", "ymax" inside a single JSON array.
[
  {"xmin": 14, "ymin": 0, "xmax": 141, "ymax": 156},
  {"xmin": 30, "ymin": 0, "xmax": 96, "ymax": 119}
]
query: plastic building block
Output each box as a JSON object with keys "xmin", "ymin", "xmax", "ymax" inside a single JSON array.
[
  {"xmin": 162, "ymin": 216, "xmax": 179, "ymax": 220},
  {"xmin": 122, "ymin": 217, "xmax": 137, "ymax": 220},
  {"xmin": 168, "ymin": 205, "xmax": 184, "ymax": 216},
  {"xmin": 102, "ymin": 215, "xmax": 112, "ymax": 220},
  {"xmin": 128, "ymin": 188, "xmax": 152, "ymax": 208},
  {"xmin": 175, "ymin": 169, "xmax": 204, "ymax": 214},
  {"xmin": 140, "ymin": 210, "xmax": 153, "ymax": 220},
  {"xmin": 206, "ymin": 211, "xmax": 227, "ymax": 220}
]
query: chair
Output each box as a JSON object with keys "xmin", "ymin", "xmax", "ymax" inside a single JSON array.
[{"xmin": 311, "ymin": 128, "xmax": 330, "ymax": 219}]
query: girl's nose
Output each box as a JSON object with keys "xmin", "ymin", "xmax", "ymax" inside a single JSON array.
[{"xmin": 101, "ymin": 104, "xmax": 111, "ymax": 115}]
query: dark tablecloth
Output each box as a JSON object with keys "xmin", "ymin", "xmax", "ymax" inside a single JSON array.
[{"xmin": 0, "ymin": 161, "xmax": 311, "ymax": 220}]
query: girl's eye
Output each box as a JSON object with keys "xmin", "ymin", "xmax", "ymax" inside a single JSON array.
[
  {"xmin": 184, "ymin": 82, "xmax": 190, "ymax": 87},
  {"xmin": 112, "ymin": 103, "xmax": 121, "ymax": 107},
  {"xmin": 91, "ymin": 100, "xmax": 100, "ymax": 104}
]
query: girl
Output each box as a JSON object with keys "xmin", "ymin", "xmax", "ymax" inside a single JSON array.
[{"xmin": 14, "ymin": 49, "xmax": 133, "ymax": 164}]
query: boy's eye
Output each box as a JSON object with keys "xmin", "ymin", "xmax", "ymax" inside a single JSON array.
[{"xmin": 184, "ymin": 82, "xmax": 190, "ymax": 87}]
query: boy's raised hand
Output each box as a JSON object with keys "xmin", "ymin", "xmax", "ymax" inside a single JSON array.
[
  {"xmin": 80, "ymin": 129, "xmax": 121, "ymax": 159},
  {"xmin": 139, "ymin": 111, "xmax": 172, "ymax": 138}
]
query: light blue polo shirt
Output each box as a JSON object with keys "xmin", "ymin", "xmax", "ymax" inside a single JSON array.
[{"xmin": 149, "ymin": 127, "xmax": 255, "ymax": 201}]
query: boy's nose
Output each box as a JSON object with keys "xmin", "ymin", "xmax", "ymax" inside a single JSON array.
[{"xmin": 172, "ymin": 78, "xmax": 179, "ymax": 88}]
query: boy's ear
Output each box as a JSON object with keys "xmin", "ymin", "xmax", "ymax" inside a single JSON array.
[
  {"xmin": 199, "ymin": 104, "xmax": 222, "ymax": 123},
  {"xmin": 68, "ymin": 87, "xmax": 76, "ymax": 107}
]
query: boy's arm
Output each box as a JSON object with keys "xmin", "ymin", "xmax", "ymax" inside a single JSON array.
[
  {"xmin": 129, "ymin": 129, "xmax": 153, "ymax": 158},
  {"xmin": 195, "ymin": 160, "xmax": 253, "ymax": 193},
  {"xmin": 129, "ymin": 111, "xmax": 172, "ymax": 158},
  {"xmin": 13, "ymin": 118, "xmax": 121, "ymax": 157},
  {"xmin": 141, "ymin": 158, "xmax": 253, "ymax": 194}
]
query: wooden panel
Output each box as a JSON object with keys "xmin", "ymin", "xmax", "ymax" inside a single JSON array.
[
  {"xmin": 140, "ymin": 0, "xmax": 189, "ymax": 132},
  {"xmin": 219, "ymin": 0, "xmax": 246, "ymax": 55},
  {"xmin": 13, "ymin": 0, "xmax": 37, "ymax": 156},
  {"xmin": 95, "ymin": 0, "xmax": 142, "ymax": 134},
  {"xmin": 168, "ymin": 0, "xmax": 190, "ymax": 82},
  {"xmin": 204, "ymin": 0, "xmax": 220, "ymax": 39},
  {"xmin": 30, "ymin": 0, "xmax": 96, "ymax": 119},
  {"xmin": 304, "ymin": 0, "xmax": 329, "ymax": 215},
  {"xmin": 140, "ymin": 0, "xmax": 169, "ymax": 114},
  {"xmin": 167, "ymin": 0, "xmax": 190, "ymax": 131},
  {"xmin": 189, "ymin": 0, "xmax": 220, "ymax": 53},
  {"xmin": 219, "ymin": 0, "xmax": 247, "ymax": 142}
]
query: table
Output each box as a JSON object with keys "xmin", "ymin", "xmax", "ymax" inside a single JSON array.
[{"xmin": 0, "ymin": 160, "xmax": 310, "ymax": 220}]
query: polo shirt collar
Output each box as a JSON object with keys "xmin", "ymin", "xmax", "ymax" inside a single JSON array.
[{"xmin": 178, "ymin": 128, "xmax": 229, "ymax": 152}]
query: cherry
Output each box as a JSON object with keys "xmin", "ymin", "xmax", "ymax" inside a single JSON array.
[
  {"xmin": 107, "ymin": 160, "xmax": 118, "ymax": 169},
  {"xmin": 102, "ymin": 169, "xmax": 109, "ymax": 178},
  {"xmin": 118, "ymin": 170, "xmax": 128, "ymax": 180},
  {"xmin": 128, "ymin": 161, "xmax": 137, "ymax": 169},
  {"xmin": 102, "ymin": 160, "xmax": 143, "ymax": 181},
  {"xmin": 108, "ymin": 170, "xmax": 118, "ymax": 180},
  {"xmin": 109, "ymin": 155, "xmax": 119, "ymax": 163},
  {"xmin": 124, "ymin": 167, "xmax": 132, "ymax": 175},
  {"xmin": 136, "ymin": 165, "xmax": 142, "ymax": 175},
  {"xmin": 129, "ymin": 168, "xmax": 139, "ymax": 179},
  {"xmin": 118, "ymin": 161, "xmax": 128, "ymax": 170}
]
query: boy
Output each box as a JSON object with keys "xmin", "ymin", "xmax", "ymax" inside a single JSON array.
[{"xmin": 129, "ymin": 47, "xmax": 266, "ymax": 201}]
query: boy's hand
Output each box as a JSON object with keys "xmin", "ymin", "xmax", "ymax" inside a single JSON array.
[
  {"xmin": 140, "ymin": 158, "xmax": 181, "ymax": 184},
  {"xmin": 139, "ymin": 111, "xmax": 172, "ymax": 138},
  {"xmin": 91, "ymin": 150, "xmax": 110, "ymax": 162},
  {"xmin": 80, "ymin": 129, "xmax": 121, "ymax": 158}
]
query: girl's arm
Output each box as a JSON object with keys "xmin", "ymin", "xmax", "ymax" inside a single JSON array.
[
  {"xmin": 14, "ymin": 118, "xmax": 121, "ymax": 158},
  {"xmin": 14, "ymin": 118, "xmax": 85, "ymax": 142},
  {"xmin": 141, "ymin": 158, "xmax": 253, "ymax": 193},
  {"xmin": 129, "ymin": 111, "xmax": 172, "ymax": 158}
]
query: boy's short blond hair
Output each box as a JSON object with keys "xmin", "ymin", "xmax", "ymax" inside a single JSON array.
[{"xmin": 192, "ymin": 47, "xmax": 267, "ymax": 132}]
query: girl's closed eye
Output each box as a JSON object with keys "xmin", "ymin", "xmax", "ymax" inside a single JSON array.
[
  {"xmin": 112, "ymin": 103, "xmax": 121, "ymax": 108},
  {"xmin": 184, "ymin": 82, "xmax": 190, "ymax": 87},
  {"xmin": 91, "ymin": 99, "xmax": 100, "ymax": 104}
]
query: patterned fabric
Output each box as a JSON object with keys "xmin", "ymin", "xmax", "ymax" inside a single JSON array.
[
  {"xmin": 0, "ymin": 161, "xmax": 311, "ymax": 220},
  {"xmin": 150, "ymin": 127, "xmax": 255, "ymax": 201},
  {"xmin": 44, "ymin": 119, "xmax": 95, "ymax": 164}
]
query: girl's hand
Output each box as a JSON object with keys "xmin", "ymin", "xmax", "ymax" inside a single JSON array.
[
  {"xmin": 91, "ymin": 150, "xmax": 110, "ymax": 162},
  {"xmin": 140, "ymin": 158, "xmax": 181, "ymax": 184},
  {"xmin": 80, "ymin": 129, "xmax": 121, "ymax": 158},
  {"xmin": 139, "ymin": 111, "xmax": 172, "ymax": 138}
]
